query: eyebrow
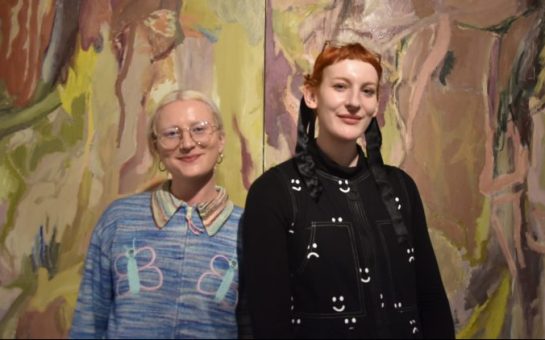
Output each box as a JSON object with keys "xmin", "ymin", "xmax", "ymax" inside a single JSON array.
[{"xmin": 330, "ymin": 77, "xmax": 377, "ymax": 86}]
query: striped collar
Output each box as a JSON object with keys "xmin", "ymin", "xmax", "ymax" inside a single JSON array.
[{"xmin": 151, "ymin": 180, "xmax": 234, "ymax": 236}]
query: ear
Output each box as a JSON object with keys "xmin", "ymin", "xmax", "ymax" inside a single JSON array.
[
  {"xmin": 372, "ymin": 107, "xmax": 379, "ymax": 118},
  {"xmin": 303, "ymin": 86, "xmax": 318, "ymax": 110},
  {"xmin": 218, "ymin": 130, "xmax": 226, "ymax": 154}
]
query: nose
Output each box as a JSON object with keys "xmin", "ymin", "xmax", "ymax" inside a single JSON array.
[
  {"xmin": 346, "ymin": 89, "xmax": 360, "ymax": 114},
  {"xmin": 179, "ymin": 129, "xmax": 196, "ymax": 151}
]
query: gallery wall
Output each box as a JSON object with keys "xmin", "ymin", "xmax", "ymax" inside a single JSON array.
[{"xmin": 0, "ymin": 0, "xmax": 544, "ymax": 338}]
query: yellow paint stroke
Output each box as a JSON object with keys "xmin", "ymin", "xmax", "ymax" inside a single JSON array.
[
  {"xmin": 214, "ymin": 22, "xmax": 264, "ymax": 207},
  {"xmin": 380, "ymin": 102, "xmax": 404, "ymax": 166},
  {"xmin": 57, "ymin": 40, "xmax": 97, "ymax": 156},
  {"xmin": 208, "ymin": 0, "xmax": 264, "ymax": 44},
  {"xmin": 457, "ymin": 270, "xmax": 510, "ymax": 339},
  {"xmin": 271, "ymin": 6, "xmax": 307, "ymax": 71},
  {"xmin": 180, "ymin": 0, "xmax": 221, "ymax": 37},
  {"xmin": 472, "ymin": 196, "xmax": 491, "ymax": 264},
  {"xmin": 28, "ymin": 264, "xmax": 82, "ymax": 313}
]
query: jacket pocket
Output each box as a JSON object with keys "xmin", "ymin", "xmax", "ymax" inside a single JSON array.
[{"xmin": 292, "ymin": 221, "xmax": 365, "ymax": 317}]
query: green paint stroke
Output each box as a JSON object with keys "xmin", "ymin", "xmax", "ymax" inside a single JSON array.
[
  {"xmin": 457, "ymin": 270, "xmax": 511, "ymax": 339},
  {"xmin": 0, "ymin": 153, "xmax": 27, "ymax": 244},
  {"xmin": 457, "ymin": 4, "xmax": 537, "ymax": 35},
  {"xmin": 439, "ymin": 51, "xmax": 455, "ymax": 86},
  {"xmin": 0, "ymin": 80, "xmax": 14, "ymax": 111},
  {"xmin": 28, "ymin": 93, "xmax": 86, "ymax": 171},
  {"xmin": 0, "ymin": 90, "xmax": 61, "ymax": 140}
]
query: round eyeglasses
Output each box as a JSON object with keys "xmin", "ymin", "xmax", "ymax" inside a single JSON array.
[{"xmin": 154, "ymin": 120, "xmax": 219, "ymax": 149}]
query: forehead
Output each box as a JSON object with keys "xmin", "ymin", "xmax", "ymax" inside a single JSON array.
[
  {"xmin": 322, "ymin": 59, "xmax": 378, "ymax": 83},
  {"xmin": 155, "ymin": 99, "xmax": 214, "ymax": 126}
]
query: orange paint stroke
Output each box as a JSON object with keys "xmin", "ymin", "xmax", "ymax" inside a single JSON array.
[{"xmin": 406, "ymin": 14, "xmax": 451, "ymax": 150}]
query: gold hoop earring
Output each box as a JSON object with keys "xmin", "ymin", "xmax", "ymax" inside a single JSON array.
[
  {"xmin": 158, "ymin": 161, "xmax": 166, "ymax": 172},
  {"xmin": 216, "ymin": 152, "xmax": 224, "ymax": 165}
]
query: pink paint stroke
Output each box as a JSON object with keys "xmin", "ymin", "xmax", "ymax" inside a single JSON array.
[
  {"xmin": 406, "ymin": 14, "xmax": 451, "ymax": 150},
  {"xmin": 232, "ymin": 116, "xmax": 254, "ymax": 190}
]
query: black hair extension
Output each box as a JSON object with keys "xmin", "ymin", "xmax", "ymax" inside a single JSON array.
[
  {"xmin": 365, "ymin": 118, "xmax": 409, "ymax": 244},
  {"xmin": 294, "ymin": 97, "xmax": 323, "ymax": 201}
]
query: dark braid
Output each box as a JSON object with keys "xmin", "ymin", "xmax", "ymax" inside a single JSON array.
[
  {"xmin": 365, "ymin": 118, "xmax": 409, "ymax": 244},
  {"xmin": 295, "ymin": 97, "xmax": 323, "ymax": 200}
]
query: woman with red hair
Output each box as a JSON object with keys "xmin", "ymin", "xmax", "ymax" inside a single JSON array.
[{"xmin": 241, "ymin": 42, "xmax": 455, "ymax": 338}]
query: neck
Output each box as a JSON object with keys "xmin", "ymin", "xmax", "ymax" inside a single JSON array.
[
  {"xmin": 169, "ymin": 172, "xmax": 217, "ymax": 205},
  {"xmin": 316, "ymin": 134, "xmax": 359, "ymax": 167}
]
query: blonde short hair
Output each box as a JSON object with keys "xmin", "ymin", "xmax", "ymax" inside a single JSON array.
[{"xmin": 147, "ymin": 90, "xmax": 224, "ymax": 159}]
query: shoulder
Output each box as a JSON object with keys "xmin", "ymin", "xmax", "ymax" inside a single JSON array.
[
  {"xmin": 101, "ymin": 192, "xmax": 151, "ymax": 219},
  {"xmin": 94, "ymin": 192, "xmax": 152, "ymax": 237},
  {"xmin": 230, "ymin": 204, "xmax": 244, "ymax": 220},
  {"xmin": 384, "ymin": 165, "xmax": 419, "ymax": 192},
  {"xmin": 247, "ymin": 158, "xmax": 297, "ymax": 196},
  {"xmin": 382, "ymin": 166, "xmax": 423, "ymax": 214}
]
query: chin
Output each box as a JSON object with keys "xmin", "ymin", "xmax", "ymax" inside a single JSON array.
[
  {"xmin": 173, "ymin": 167, "xmax": 215, "ymax": 181},
  {"xmin": 334, "ymin": 129, "xmax": 365, "ymax": 143}
]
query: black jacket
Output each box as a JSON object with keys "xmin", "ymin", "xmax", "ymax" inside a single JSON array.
[{"xmin": 241, "ymin": 142, "xmax": 455, "ymax": 338}]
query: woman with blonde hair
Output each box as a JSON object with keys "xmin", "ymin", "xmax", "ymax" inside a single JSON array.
[{"xmin": 71, "ymin": 90, "xmax": 243, "ymax": 338}]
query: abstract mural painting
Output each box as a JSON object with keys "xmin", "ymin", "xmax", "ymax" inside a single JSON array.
[
  {"xmin": 265, "ymin": 0, "xmax": 545, "ymax": 338},
  {"xmin": 0, "ymin": 0, "xmax": 263, "ymax": 337},
  {"xmin": 0, "ymin": 0, "xmax": 544, "ymax": 339}
]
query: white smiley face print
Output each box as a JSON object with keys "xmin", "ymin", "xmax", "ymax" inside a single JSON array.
[
  {"xmin": 395, "ymin": 196, "xmax": 402, "ymax": 210},
  {"xmin": 344, "ymin": 317, "xmax": 357, "ymax": 330},
  {"xmin": 331, "ymin": 295, "xmax": 346, "ymax": 312},
  {"xmin": 409, "ymin": 319, "xmax": 419, "ymax": 334},
  {"xmin": 407, "ymin": 247, "xmax": 415, "ymax": 263},
  {"xmin": 290, "ymin": 178, "xmax": 302, "ymax": 191},
  {"xmin": 359, "ymin": 267, "xmax": 371, "ymax": 283},
  {"xmin": 306, "ymin": 242, "xmax": 320, "ymax": 259},
  {"xmin": 338, "ymin": 179, "xmax": 350, "ymax": 193}
]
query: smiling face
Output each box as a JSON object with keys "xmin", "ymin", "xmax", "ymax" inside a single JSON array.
[
  {"xmin": 153, "ymin": 99, "xmax": 224, "ymax": 182},
  {"xmin": 304, "ymin": 59, "xmax": 379, "ymax": 144}
]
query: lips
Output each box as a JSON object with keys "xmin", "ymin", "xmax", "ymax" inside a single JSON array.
[
  {"xmin": 178, "ymin": 154, "xmax": 202, "ymax": 163},
  {"xmin": 337, "ymin": 115, "xmax": 362, "ymax": 125}
]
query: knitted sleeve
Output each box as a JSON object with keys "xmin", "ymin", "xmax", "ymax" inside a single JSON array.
[{"xmin": 69, "ymin": 205, "xmax": 116, "ymax": 339}]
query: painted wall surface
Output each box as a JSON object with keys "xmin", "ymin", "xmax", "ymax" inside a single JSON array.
[
  {"xmin": 0, "ymin": 0, "xmax": 263, "ymax": 338},
  {"xmin": 264, "ymin": 0, "xmax": 545, "ymax": 338},
  {"xmin": 0, "ymin": 0, "xmax": 544, "ymax": 338}
]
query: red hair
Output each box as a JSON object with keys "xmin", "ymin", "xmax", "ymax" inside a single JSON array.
[{"xmin": 304, "ymin": 42, "xmax": 382, "ymax": 90}]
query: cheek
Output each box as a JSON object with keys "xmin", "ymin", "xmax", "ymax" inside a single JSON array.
[{"xmin": 158, "ymin": 148, "xmax": 174, "ymax": 159}]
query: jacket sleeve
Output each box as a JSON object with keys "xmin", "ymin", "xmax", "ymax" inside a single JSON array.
[
  {"xmin": 69, "ymin": 209, "xmax": 114, "ymax": 339},
  {"xmin": 404, "ymin": 173, "xmax": 456, "ymax": 339},
  {"xmin": 240, "ymin": 169, "xmax": 294, "ymax": 338}
]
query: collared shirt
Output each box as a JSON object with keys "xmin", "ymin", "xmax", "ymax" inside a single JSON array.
[
  {"xmin": 151, "ymin": 180, "xmax": 234, "ymax": 236},
  {"xmin": 70, "ymin": 184, "xmax": 243, "ymax": 339}
]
